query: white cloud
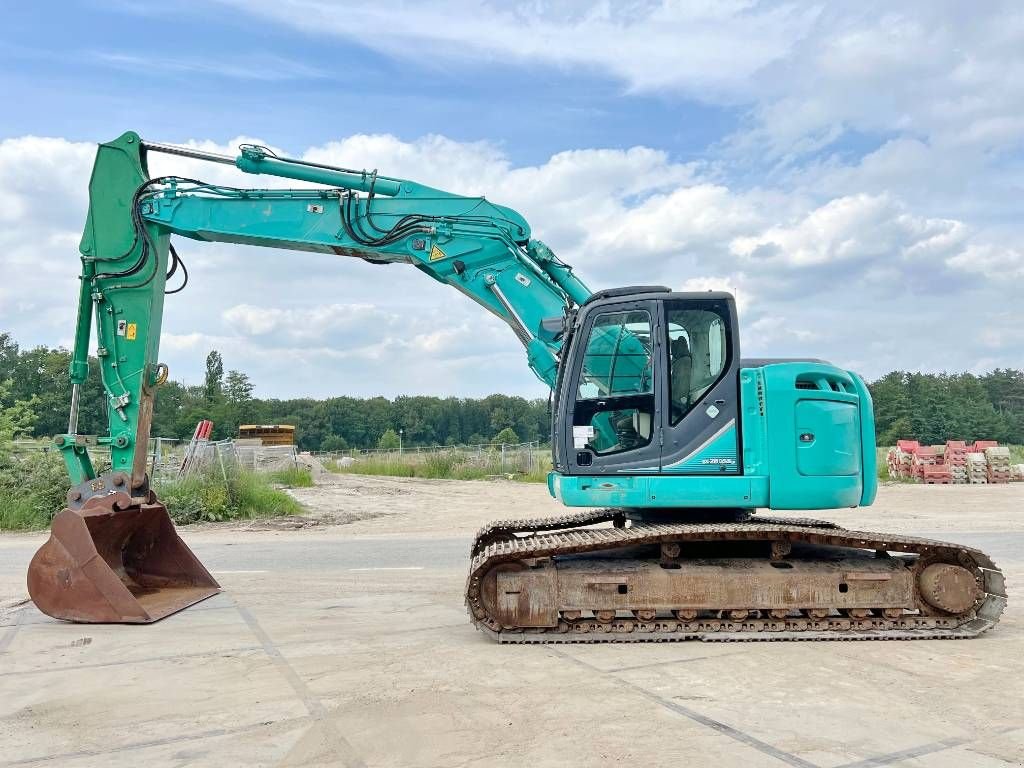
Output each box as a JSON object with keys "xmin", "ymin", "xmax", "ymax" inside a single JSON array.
[
  {"xmin": 729, "ymin": 194, "xmax": 965, "ymax": 269},
  {"xmin": 946, "ymin": 244, "xmax": 1024, "ymax": 281},
  {"xmin": 217, "ymin": 0, "xmax": 819, "ymax": 97},
  {"xmin": 222, "ymin": 303, "xmax": 391, "ymax": 341},
  {"xmin": 748, "ymin": 315, "xmax": 819, "ymax": 347},
  {"xmin": 220, "ymin": 2, "xmax": 1024, "ymax": 158},
  {"xmin": 90, "ymin": 51, "xmax": 329, "ymax": 82}
]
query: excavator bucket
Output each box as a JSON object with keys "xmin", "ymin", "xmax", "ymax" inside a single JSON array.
[{"xmin": 27, "ymin": 491, "xmax": 220, "ymax": 623}]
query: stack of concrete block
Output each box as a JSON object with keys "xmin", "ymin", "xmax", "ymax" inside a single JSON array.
[
  {"xmin": 985, "ymin": 446, "xmax": 1011, "ymax": 484},
  {"xmin": 945, "ymin": 440, "xmax": 969, "ymax": 484},
  {"xmin": 895, "ymin": 450, "xmax": 914, "ymax": 478},
  {"xmin": 886, "ymin": 448, "xmax": 902, "ymax": 479},
  {"xmin": 1011, "ymin": 464, "xmax": 1024, "ymax": 482},
  {"xmin": 948, "ymin": 464, "xmax": 968, "ymax": 484},
  {"xmin": 912, "ymin": 446, "xmax": 940, "ymax": 480},
  {"xmin": 887, "ymin": 441, "xmax": 919, "ymax": 479},
  {"xmin": 921, "ymin": 464, "xmax": 953, "ymax": 484},
  {"xmin": 966, "ymin": 452, "xmax": 988, "ymax": 484}
]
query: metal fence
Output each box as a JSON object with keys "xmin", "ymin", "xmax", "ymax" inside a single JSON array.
[
  {"xmin": 176, "ymin": 441, "xmax": 302, "ymax": 480},
  {"xmin": 13, "ymin": 437, "xmax": 548, "ymax": 479}
]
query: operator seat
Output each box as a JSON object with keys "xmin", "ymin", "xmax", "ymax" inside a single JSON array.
[{"xmin": 670, "ymin": 336, "xmax": 692, "ymax": 421}]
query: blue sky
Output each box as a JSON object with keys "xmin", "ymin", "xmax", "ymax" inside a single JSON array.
[
  {"xmin": 1, "ymin": 2, "xmax": 738, "ymax": 164},
  {"xmin": 1, "ymin": 1, "xmax": 1022, "ymax": 398}
]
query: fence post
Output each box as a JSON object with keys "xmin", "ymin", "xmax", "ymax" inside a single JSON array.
[{"xmin": 215, "ymin": 444, "xmax": 229, "ymax": 484}]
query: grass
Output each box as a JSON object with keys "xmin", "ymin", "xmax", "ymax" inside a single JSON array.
[
  {"xmin": 329, "ymin": 449, "xmax": 552, "ymax": 483},
  {"xmin": 268, "ymin": 466, "xmax": 314, "ymax": 488},
  {"xmin": 0, "ymin": 448, "xmax": 305, "ymax": 529},
  {"xmin": 154, "ymin": 470, "xmax": 304, "ymax": 524}
]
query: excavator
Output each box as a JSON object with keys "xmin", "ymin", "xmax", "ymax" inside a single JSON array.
[{"xmin": 27, "ymin": 131, "xmax": 1005, "ymax": 641}]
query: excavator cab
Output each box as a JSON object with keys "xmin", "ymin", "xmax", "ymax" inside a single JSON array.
[{"xmin": 552, "ymin": 288, "xmax": 741, "ymax": 486}]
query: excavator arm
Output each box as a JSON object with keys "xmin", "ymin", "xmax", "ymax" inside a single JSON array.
[
  {"xmin": 27, "ymin": 130, "xmax": 601, "ymax": 624},
  {"xmin": 60, "ymin": 131, "xmax": 591, "ymax": 492}
]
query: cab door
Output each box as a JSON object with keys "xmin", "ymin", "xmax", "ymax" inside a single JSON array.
[
  {"xmin": 660, "ymin": 296, "xmax": 741, "ymax": 474},
  {"xmin": 564, "ymin": 299, "xmax": 664, "ymax": 474}
]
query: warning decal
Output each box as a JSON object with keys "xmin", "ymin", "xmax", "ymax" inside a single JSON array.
[
  {"xmin": 429, "ymin": 244, "xmax": 446, "ymax": 261},
  {"xmin": 126, "ymin": 323, "xmax": 137, "ymax": 341}
]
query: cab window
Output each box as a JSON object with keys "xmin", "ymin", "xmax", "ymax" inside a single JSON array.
[
  {"xmin": 667, "ymin": 305, "xmax": 729, "ymax": 424},
  {"xmin": 574, "ymin": 309, "xmax": 654, "ymax": 456}
]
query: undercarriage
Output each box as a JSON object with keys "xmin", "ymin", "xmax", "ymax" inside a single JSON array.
[{"xmin": 466, "ymin": 511, "xmax": 1006, "ymax": 643}]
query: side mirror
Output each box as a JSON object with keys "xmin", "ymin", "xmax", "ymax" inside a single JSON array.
[{"xmin": 538, "ymin": 316, "xmax": 565, "ymax": 343}]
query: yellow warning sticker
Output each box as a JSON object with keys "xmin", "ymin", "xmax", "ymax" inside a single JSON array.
[
  {"xmin": 126, "ymin": 323, "xmax": 137, "ymax": 341},
  {"xmin": 429, "ymin": 244, "xmax": 446, "ymax": 261}
]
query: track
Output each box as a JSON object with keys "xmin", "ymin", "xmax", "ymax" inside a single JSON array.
[
  {"xmin": 465, "ymin": 515, "xmax": 1006, "ymax": 643},
  {"xmin": 470, "ymin": 509, "xmax": 841, "ymax": 556}
]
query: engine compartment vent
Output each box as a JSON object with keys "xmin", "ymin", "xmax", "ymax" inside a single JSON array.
[{"xmin": 795, "ymin": 374, "xmax": 853, "ymax": 393}]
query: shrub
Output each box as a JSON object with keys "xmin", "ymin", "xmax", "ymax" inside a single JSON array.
[
  {"xmin": 154, "ymin": 469, "xmax": 303, "ymax": 524},
  {"xmin": 493, "ymin": 427, "xmax": 519, "ymax": 445},
  {"xmin": 378, "ymin": 429, "xmax": 401, "ymax": 450},
  {"xmin": 320, "ymin": 435, "xmax": 348, "ymax": 452},
  {"xmin": 0, "ymin": 451, "xmax": 69, "ymax": 530}
]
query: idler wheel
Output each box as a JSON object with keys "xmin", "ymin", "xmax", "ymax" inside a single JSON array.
[{"xmin": 918, "ymin": 563, "xmax": 980, "ymax": 615}]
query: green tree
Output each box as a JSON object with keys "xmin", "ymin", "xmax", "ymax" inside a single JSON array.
[
  {"xmin": 493, "ymin": 427, "xmax": 519, "ymax": 445},
  {"xmin": 204, "ymin": 350, "xmax": 224, "ymax": 402},
  {"xmin": 320, "ymin": 434, "xmax": 349, "ymax": 452},
  {"xmin": 224, "ymin": 370, "xmax": 254, "ymax": 403},
  {"xmin": 0, "ymin": 380, "xmax": 39, "ymax": 458},
  {"xmin": 378, "ymin": 428, "xmax": 401, "ymax": 450},
  {"xmin": 0, "ymin": 333, "xmax": 18, "ymax": 382}
]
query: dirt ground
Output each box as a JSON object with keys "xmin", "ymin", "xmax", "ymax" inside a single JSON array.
[
  {"xmin": 1, "ymin": 476, "xmax": 1022, "ymax": 767},
  {"xmin": 297, "ymin": 473, "xmax": 1024, "ymax": 532}
]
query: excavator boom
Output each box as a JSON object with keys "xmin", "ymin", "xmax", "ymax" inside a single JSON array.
[{"xmin": 30, "ymin": 131, "xmax": 595, "ymax": 623}]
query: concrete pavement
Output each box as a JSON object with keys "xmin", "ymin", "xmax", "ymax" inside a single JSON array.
[{"xmin": 1, "ymin": 479, "xmax": 1022, "ymax": 767}]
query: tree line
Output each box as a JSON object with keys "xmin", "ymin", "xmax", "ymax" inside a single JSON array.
[
  {"xmin": 2, "ymin": 333, "xmax": 1022, "ymax": 449},
  {"xmin": 869, "ymin": 370, "xmax": 1024, "ymax": 446},
  {"xmin": 0, "ymin": 336, "xmax": 549, "ymax": 450}
]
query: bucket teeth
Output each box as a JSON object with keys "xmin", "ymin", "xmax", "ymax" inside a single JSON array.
[{"xmin": 27, "ymin": 490, "xmax": 220, "ymax": 623}]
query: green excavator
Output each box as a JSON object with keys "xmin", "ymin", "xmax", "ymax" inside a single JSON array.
[{"xmin": 27, "ymin": 132, "xmax": 1005, "ymax": 641}]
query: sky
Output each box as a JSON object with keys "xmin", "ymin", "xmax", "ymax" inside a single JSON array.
[{"xmin": 1, "ymin": 1, "xmax": 1022, "ymax": 399}]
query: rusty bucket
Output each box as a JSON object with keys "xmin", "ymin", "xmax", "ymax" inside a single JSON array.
[{"xmin": 27, "ymin": 490, "xmax": 220, "ymax": 623}]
